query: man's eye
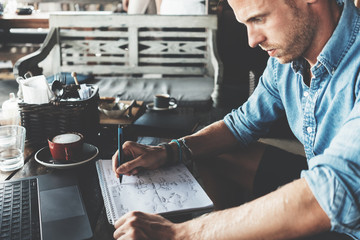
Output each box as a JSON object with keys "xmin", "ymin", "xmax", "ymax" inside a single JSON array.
[{"xmin": 253, "ymin": 17, "xmax": 263, "ymax": 23}]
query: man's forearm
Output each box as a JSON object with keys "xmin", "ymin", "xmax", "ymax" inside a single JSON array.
[
  {"xmin": 181, "ymin": 120, "xmax": 239, "ymax": 158},
  {"xmin": 175, "ymin": 178, "xmax": 331, "ymax": 240}
]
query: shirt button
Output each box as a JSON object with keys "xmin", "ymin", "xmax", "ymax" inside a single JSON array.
[
  {"xmin": 304, "ymin": 92, "xmax": 309, "ymax": 97},
  {"xmin": 307, "ymin": 127, "xmax": 312, "ymax": 133}
]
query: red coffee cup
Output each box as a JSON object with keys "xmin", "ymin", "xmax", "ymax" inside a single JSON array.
[{"xmin": 48, "ymin": 132, "xmax": 84, "ymax": 162}]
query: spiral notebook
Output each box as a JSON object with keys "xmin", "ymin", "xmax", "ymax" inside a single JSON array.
[{"xmin": 96, "ymin": 159, "xmax": 213, "ymax": 225}]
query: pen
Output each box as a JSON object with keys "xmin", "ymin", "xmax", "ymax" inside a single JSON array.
[{"xmin": 118, "ymin": 125, "xmax": 124, "ymax": 183}]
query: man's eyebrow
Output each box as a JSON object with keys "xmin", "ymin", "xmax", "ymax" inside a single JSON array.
[
  {"xmin": 238, "ymin": 12, "xmax": 269, "ymax": 25},
  {"xmin": 242, "ymin": 12, "xmax": 268, "ymax": 24}
]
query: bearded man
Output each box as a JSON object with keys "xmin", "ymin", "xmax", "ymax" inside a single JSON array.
[{"xmin": 112, "ymin": 0, "xmax": 360, "ymax": 239}]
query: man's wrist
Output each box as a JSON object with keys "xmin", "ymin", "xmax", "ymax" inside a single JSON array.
[
  {"xmin": 168, "ymin": 139, "xmax": 193, "ymax": 165},
  {"xmin": 173, "ymin": 221, "xmax": 191, "ymax": 240},
  {"xmin": 160, "ymin": 138, "xmax": 194, "ymax": 166},
  {"xmin": 158, "ymin": 143, "xmax": 176, "ymax": 166},
  {"xmin": 168, "ymin": 141, "xmax": 180, "ymax": 163}
]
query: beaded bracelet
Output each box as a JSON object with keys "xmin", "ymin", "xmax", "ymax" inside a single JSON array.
[{"xmin": 171, "ymin": 139, "xmax": 182, "ymax": 163}]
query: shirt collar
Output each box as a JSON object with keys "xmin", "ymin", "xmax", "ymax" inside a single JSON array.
[{"xmin": 292, "ymin": 0, "xmax": 359, "ymax": 76}]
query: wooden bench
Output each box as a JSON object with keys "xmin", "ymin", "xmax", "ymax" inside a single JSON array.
[{"xmin": 14, "ymin": 12, "xmax": 223, "ymax": 108}]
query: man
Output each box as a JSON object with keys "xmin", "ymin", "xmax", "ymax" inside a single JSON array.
[
  {"xmin": 121, "ymin": 0, "xmax": 157, "ymax": 14},
  {"xmin": 112, "ymin": 0, "xmax": 360, "ymax": 239},
  {"xmin": 158, "ymin": 0, "xmax": 206, "ymax": 15},
  {"xmin": 122, "ymin": 0, "xmax": 206, "ymax": 14}
]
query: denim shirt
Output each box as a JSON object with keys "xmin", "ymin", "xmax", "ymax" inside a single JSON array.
[{"xmin": 223, "ymin": 0, "xmax": 360, "ymax": 237}]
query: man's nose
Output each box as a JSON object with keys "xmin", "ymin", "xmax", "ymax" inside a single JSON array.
[{"xmin": 247, "ymin": 27, "xmax": 265, "ymax": 48}]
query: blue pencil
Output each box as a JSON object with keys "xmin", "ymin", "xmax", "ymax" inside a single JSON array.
[{"xmin": 118, "ymin": 125, "xmax": 123, "ymax": 183}]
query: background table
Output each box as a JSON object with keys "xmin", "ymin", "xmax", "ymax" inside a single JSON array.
[{"xmin": 0, "ymin": 12, "xmax": 49, "ymax": 29}]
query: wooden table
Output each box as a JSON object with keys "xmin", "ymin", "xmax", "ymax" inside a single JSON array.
[
  {"xmin": 0, "ymin": 12, "xmax": 49, "ymax": 64},
  {"xmin": 0, "ymin": 12, "xmax": 49, "ymax": 30},
  {"xmin": 99, "ymin": 100, "xmax": 144, "ymax": 126}
]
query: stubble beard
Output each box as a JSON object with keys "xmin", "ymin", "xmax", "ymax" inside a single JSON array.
[{"xmin": 261, "ymin": 7, "xmax": 317, "ymax": 64}]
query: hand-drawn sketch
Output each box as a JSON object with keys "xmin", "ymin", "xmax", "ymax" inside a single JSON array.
[{"xmin": 96, "ymin": 159, "xmax": 213, "ymax": 225}]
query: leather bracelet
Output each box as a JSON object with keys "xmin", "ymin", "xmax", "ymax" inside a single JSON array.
[
  {"xmin": 179, "ymin": 138, "xmax": 193, "ymax": 160},
  {"xmin": 158, "ymin": 143, "xmax": 175, "ymax": 165}
]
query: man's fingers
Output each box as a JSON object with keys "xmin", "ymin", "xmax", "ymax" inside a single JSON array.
[
  {"xmin": 112, "ymin": 141, "xmax": 165, "ymax": 176},
  {"xmin": 112, "ymin": 141, "xmax": 140, "ymax": 174},
  {"xmin": 114, "ymin": 211, "xmax": 175, "ymax": 240},
  {"xmin": 114, "ymin": 212, "xmax": 149, "ymax": 240},
  {"xmin": 112, "ymin": 150, "xmax": 119, "ymax": 172},
  {"xmin": 115, "ymin": 230, "xmax": 148, "ymax": 240},
  {"xmin": 116, "ymin": 158, "xmax": 144, "ymax": 175}
]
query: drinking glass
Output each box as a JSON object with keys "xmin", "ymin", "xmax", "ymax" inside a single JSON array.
[{"xmin": 0, "ymin": 125, "xmax": 26, "ymax": 171}]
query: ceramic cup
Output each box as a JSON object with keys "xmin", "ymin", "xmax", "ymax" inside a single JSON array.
[
  {"xmin": 154, "ymin": 94, "xmax": 177, "ymax": 109},
  {"xmin": 48, "ymin": 132, "xmax": 83, "ymax": 162}
]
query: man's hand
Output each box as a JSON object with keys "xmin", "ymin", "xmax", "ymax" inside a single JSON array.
[
  {"xmin": 113, "ymin": 211, "xmax": 177, "ymax": 240},
  {"xmin": 112, "ymin": 141, "xmax": 167, "ymax": 177}
]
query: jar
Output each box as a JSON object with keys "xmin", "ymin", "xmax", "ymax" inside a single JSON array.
[{"xmin": 1, "ymin": 93, "xmax": 20, "ymax": 125}]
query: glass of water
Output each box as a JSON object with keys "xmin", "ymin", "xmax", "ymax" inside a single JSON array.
[{"xmin": 0, "ymin": 125, "xmax": 26, "ymax": 172}]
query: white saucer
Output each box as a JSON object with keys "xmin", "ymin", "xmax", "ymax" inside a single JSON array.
[
  {"xmin": 35, "ymin": 143, "xmax": 99, "ymax": 169},
  {"xmin": 146, "ymin": 102, "xmax": 177, "ymax": 111}
]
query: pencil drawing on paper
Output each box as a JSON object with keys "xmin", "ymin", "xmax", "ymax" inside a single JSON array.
[{"xmin": 97, "ymin": 160, "xmax": 213, "ymax": 224}]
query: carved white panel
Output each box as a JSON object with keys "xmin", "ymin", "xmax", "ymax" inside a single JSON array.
[{"xmin": 140, "ymin": 41, "xmax": 206, "ymax": 55}]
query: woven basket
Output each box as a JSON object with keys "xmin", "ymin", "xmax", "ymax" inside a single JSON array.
[{"xmin": 18, "ymin": 85, "xmax": 100, "ymax": 145}]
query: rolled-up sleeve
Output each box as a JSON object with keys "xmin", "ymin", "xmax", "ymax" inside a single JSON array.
[
  {"xmin": 301, "ymin": 97, "xmax": 360, "ymax": 238},
  {"xmin": 224, "ymin": 59, "xmax": 286, "ymax": 146}
]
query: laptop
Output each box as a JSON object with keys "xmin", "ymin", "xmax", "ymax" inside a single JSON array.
[{"xmin": 0, "ymin": 172, "xmax": 93, "ymax": 240}]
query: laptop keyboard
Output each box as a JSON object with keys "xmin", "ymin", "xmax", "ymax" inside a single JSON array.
[{"xmin": 0, "ymin": 179, "xmax": 41, "ymax": 240}]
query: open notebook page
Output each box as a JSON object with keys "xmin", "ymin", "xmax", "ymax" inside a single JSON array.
[{"xmin": 96, "ymin": 159, "xmax": 213, "ymax": 224}]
